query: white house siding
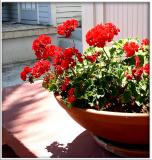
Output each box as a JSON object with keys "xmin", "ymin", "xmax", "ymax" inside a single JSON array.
[
  {"xmin": 51, "ymin": 2, "xmax": 82, "ymax": 26},
  {"xmin": 82, "ymin": 2, "xmax": 149, "ymax": 49},
  {"xmin": 38, "ymin": 3, "xmax": 52, "ymax": 25},
  {"xmin": 104, "ymin": 2, "xmax": 149, "ymax": 40}
]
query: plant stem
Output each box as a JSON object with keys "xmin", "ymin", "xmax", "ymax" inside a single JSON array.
[
  {"xmin": 71, "ymin": 39, "xmax": 77, "ymax": 74},
  {"xmin": 72, "ymin": 39, "xmax": 75, "ymax": 48},
  {"xmin": 103, "ymin": 47, "xmax": 110, "ymax": 71},
  {"xmin": 71, "ymin": 67, "xmax": 77, "ymax": 77},
  {"xmin": 103, "ymin": 47, "xmax": 110, "ymax": 62}
]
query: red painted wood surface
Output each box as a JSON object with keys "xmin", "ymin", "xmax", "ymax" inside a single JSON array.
[{"xmin": 2, "ymin": 80, "xmax": 117, "ymax": 158}]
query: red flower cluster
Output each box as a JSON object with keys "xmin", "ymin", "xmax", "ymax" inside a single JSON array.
[
  {"xmin": 125, "ymin": 74, "xmax": 133, "ymax": 80},
  {"xmin": 53, "ymin": 48, "xmax": 82, "ymax": 75},
  {"xmin": 86, "ymin": 23, "xmax": 120, "ymax": 47},
  {"xmin": 61, "ymin": 77, "xmax": 70, "ymax": 91},
  {"xmin": 141, "ymin": 39, "xmax": 149, "ymax": 46},
  {"xmin": 125, "ymin": 67, "xmax": 143, "ymax": 80},
  {"xmin": 57, "ymin": 19, "xmax": 78, "ymax": 37},
  {"xmin": 20, "ymin": 60, "xmax": 50, "ymax": 81},
  {"xmin": 67, "ymin": 88, "xmax": 76, "ymax": 103},
  {"xmin": 135, "ymin": 55, "xmax": 140, "ymax": 68},
  {"xmin": 76, "ymin": 52, "xmax": 83, "ymax": 62},
  {"xmin": 123, "ymin": 42, "xmax": 139, "ymax": 57},
  {"xmin": 132, "ymin": 67, "xmax": 143, "ymax": 79},
  {"xmin": 31, "ymin": 60, "xmax": 50, "ymax": 78},
  {"xmin": 143, "ymin": 64, "xmax": 149, "ymax": 75},
  {"xmin": 125, "ymin": 55, "xmax": 149, "ymax": 80},
  {"xmin": 86, "ymin": 53, "xmax": 99, "ymax": 63},
  {"xmin": 20, "ymin": 66, "xmax": 32, "ymax": 81},
  {"xmin": 140, "ymin": 38, "xmax": 150, "ymax": 51},
  {"xmin": 32, "ymin": 35, "xmax": 51, "ymax": 59},
  {"xmin": 45, "ymin": 45, "xmax": 63, "ymax": 58}
]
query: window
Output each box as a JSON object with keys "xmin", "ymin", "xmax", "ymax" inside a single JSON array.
[{"xmin": 21, "ymin": 3, "xmax": 36, "ymax": 10}]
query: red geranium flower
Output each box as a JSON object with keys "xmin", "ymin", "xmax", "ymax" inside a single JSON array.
[
  {"xmin": 45, "ymin": 45, "xmax": 62, "ymax": 58},
  {"xmin": 53, "ymin": 54, "xmax": 63, "ymax": 66},
  {"xmin": 61, "ymin": 60, "xmax": 70, "ymax": 70},
  {"xmin": 68, "ymin": 88, "xmax": 75, "ymax": 96},
  {"xmin": 86, "ymin": 54, "xmax": 98, "ymax": 63},
  {"xmin": 61, "ymin": 84, "xmax": 67, "ymax": 91},
  {"xmin": 134, "ymin": 67, "xmax": 143, "ymax": 78},
  {"xmin": 123, "ymin": 42, "xmax": 139, "ymax": 57},
  {"xmin": 63, "ymin": 48, "xmax": 78, "ymax": 58},
  {"xmin": 55, "ymin": 66, "xmax": 63, "ymax": 75},
  {"xmin": 76, "ymin": 53, "xmax": 83, "ymax": 63},
  {"xmin": 61, "ymin": 77, "xmax": 70, "ymax": 91},
  {"xmin": 131, "ymin": 68, "xmax": 136, "ymax": 75},
  {"xmin": 32, "ymin": 35, "xmax": 51, "ymax": 59},
  {"xmin": 31, "ymin": 60, "xmax": 50, "ymax": 78},
  {"xmin": 67, "ymin": 96, "xmax": 76, "ymax": 103},
  {"xmin": 57, "ymin": 19, "xmax": 78, "ymax": 37},
  {"xmin": 124, "ymin": 71, "xmax": 133, "ymax": 80},
  {"xmin": 126, "ymin": 74, "xmax": 133, "ymax": 80},
  {"xmin": 135, "ymin": 55, "xmax": 141, "ymax": 68},
  {"xmin": 143, "ymin": 64, "xmax": 149, "ymax": 75},
  {"xmin": 141, "ymin": 39, "xmax": 149, "ymax": 46},
  {"xmin": 20, "ymin": 72, "xmax": 27, "ymax": 81},
  {"xmin": 64, "ymin": 77, "xmax": 70, "ymax": 85},
  {"xmin": 86, "ymin": 22, "xmax": 120, "ymax": 47},
  {"xmin": 20, "ymin": 66, "xmax": 32, "ymax": 81}
]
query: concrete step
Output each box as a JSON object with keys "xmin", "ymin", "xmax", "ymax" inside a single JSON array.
[
  {"xmin": 58, "ymin": 38, "xmax": 82, "ymax": 53},
  {"xmin": 71, "ymin": 28, "xmax": 82, "ymax": 41},
  {"xmin": 2, "ymin": 60, "xmax": 35, "ymax": 88}
]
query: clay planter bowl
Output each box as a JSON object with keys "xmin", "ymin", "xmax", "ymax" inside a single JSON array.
[{"xmin": 55, "ymin": 94, "xmax": 149, "ymax": 145}]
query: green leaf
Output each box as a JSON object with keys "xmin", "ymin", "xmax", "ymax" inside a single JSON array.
[
  {"xmin": 141, "ymin": 83, "xmax": 147, "ymax": 91},
  {"xmin": 135, "ymin": 95, "xmax": 143, "ymax": 106},
  {"xmin": 48, "ymin": 84, "xmax": 56, "ymax": 91},
  {"xmin": 117, "ymin": 50, "xmax": 123, "ymax": 56},
  {"xmin": 111, "ymin": 87, "xmax": 118, "ymax": 96},
  {"xmin": 67, "ymin": 103, "xmax": 73, "ymax": 108},
  {"xmin": 109, "ymin": 47, "xmax": 116, "ymax": 54},
  {"xmin": 97, "ymin": 87, "xmax": 105, "ymax": 97},
  {"xmin": 123, "ymin": 56, "xmax": 135, "ymax": 66},
  {"xmin": 128, "ymin": 81, "xmax": 138, "ymax": 97},
  {"xmin": 121, "ymin": 90, "xmax": 132, "ymax": 103},
  {"xmin": 118, "ymin": 39, "xmax": 123, "ymax": 44},
  {"xmin": 137, "ymin": 55, "xmax": 144, "ymax": 66},
  {"xmin": 99, "ymin": 98, "xmax": 106, "ymax": 107}
]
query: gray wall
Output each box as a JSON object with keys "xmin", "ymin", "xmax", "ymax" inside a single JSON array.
[{"xmin": 2, "ymin": 34, "xmax": 57, "ymax": 65}]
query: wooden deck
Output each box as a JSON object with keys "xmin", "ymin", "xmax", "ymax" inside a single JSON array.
[
  {"xmin": 2, "ymin": 80, "xmax": 117, "ymax": 158},
  {"xmin": 2, "ymin": 145, "xmax": 19, "ymax": 158}
]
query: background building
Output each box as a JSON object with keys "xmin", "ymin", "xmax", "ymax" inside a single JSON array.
[
  {"xmin": 2, "ymin": 2, "xmax": 82, "ymax": 25},
  {"xmin": 2, "ymin": 2, "xmax": 82, "ymax": 65}
]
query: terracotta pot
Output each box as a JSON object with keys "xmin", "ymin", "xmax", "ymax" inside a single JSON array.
[{"xmin": 55, "ymin": 94, "xmax": 149, "ymax": 145}]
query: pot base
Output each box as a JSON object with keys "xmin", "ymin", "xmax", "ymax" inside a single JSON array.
[{"xmin": 92, "ymin": 135, "xmax": 149, "ymax": 158}]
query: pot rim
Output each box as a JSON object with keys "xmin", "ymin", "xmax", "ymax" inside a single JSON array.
[{"xmin": 54, "ymin": 94, "xmax": 149, "ymax": 118}]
